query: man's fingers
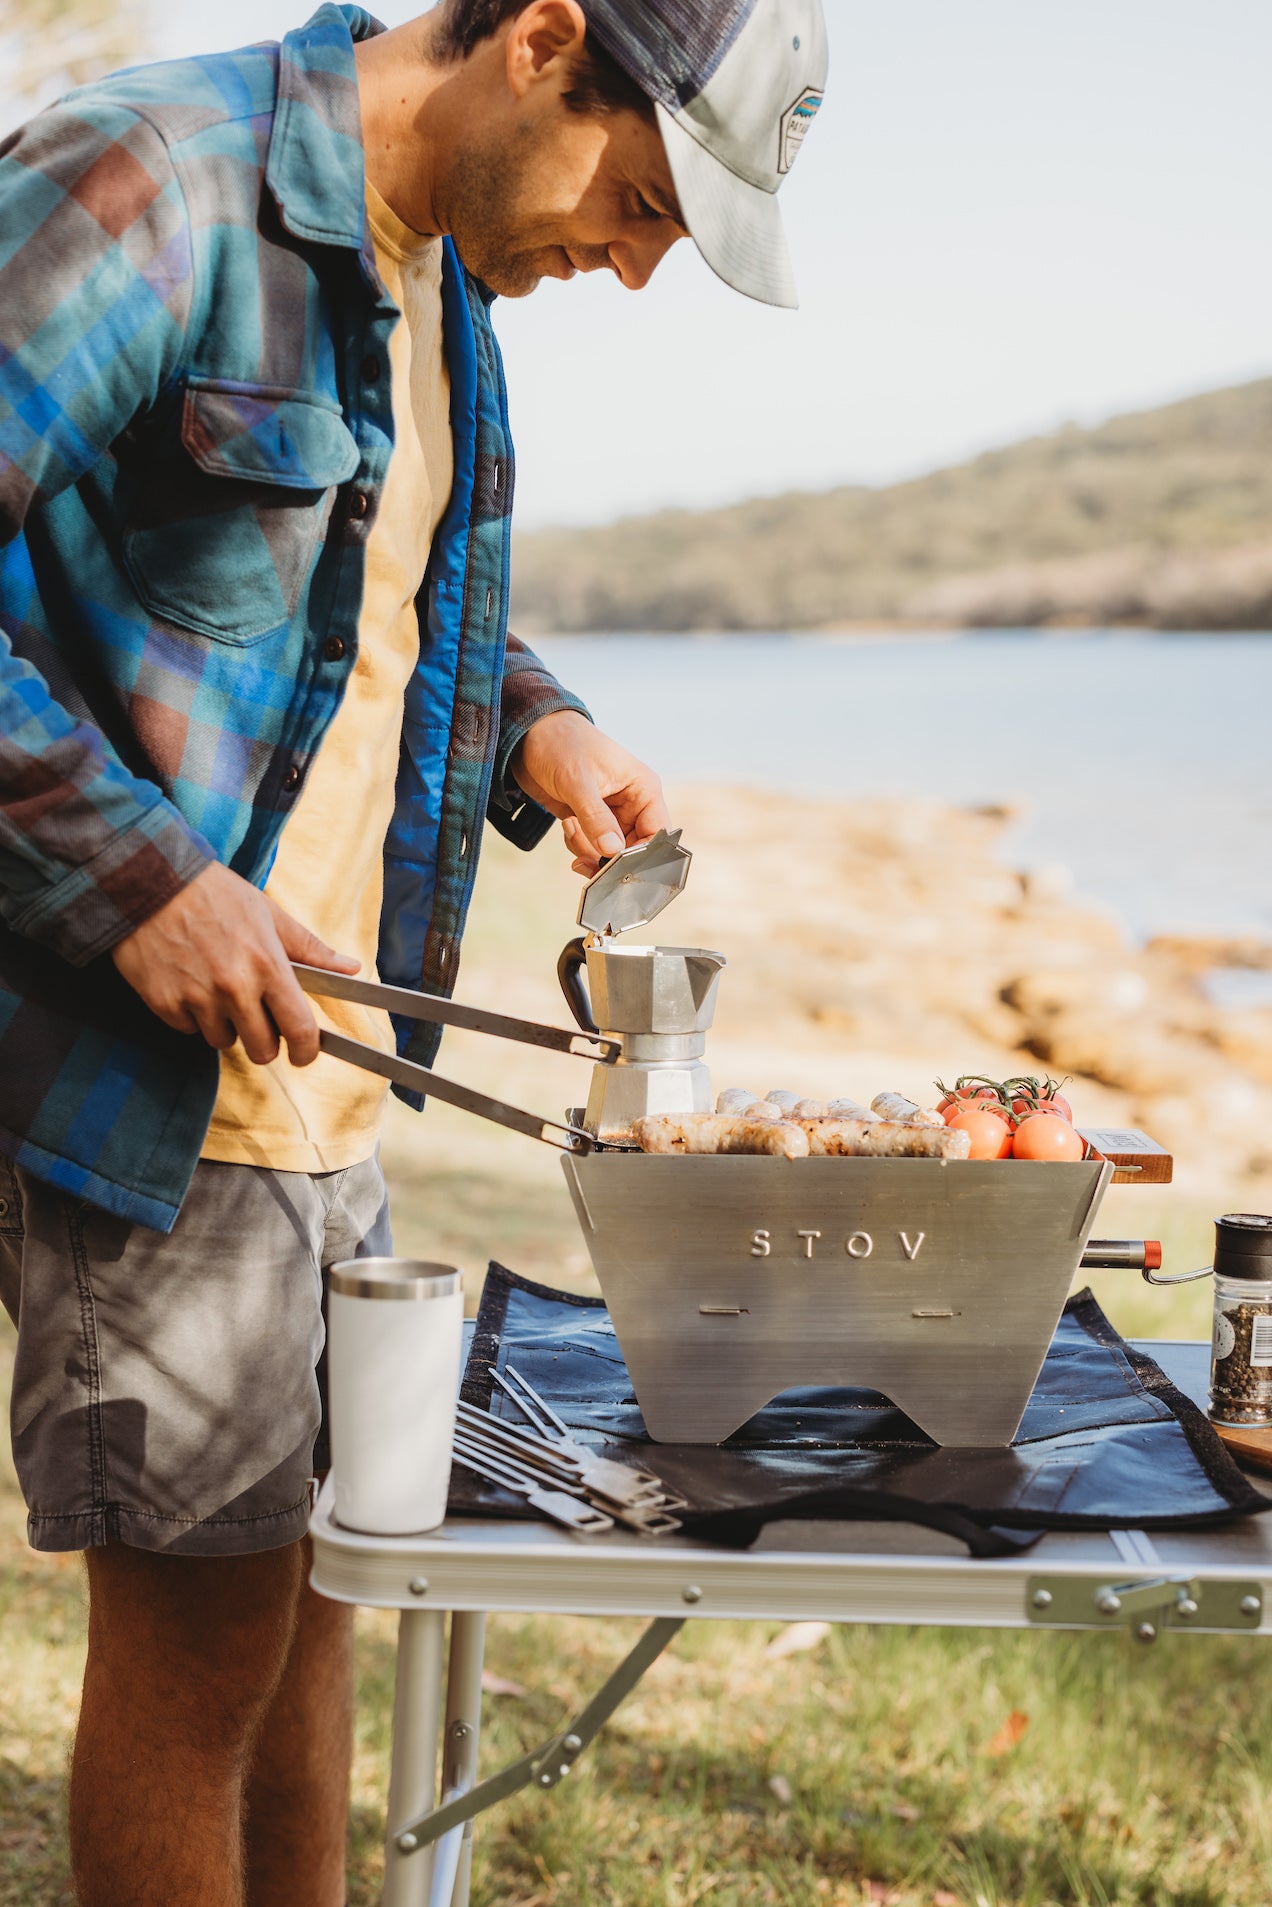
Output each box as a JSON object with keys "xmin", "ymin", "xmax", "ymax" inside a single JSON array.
[
  {"xmin": 564, "ymin": 783, "xmax": 626, "ymax": 863},
  {"xmin": 628, "ymin": 784, "xmax": 671, "ymax": 841},
  {"xmin": 262, "ymin": 968, "xmax": 321, "ymax": 1067},
  {"xmin": 269, "ymin": 898, "xmax": 360, "ymax": 975},
  {"xmin": 225, "ymin": 996, "xmax": 283, "ymax": 1067},
  {"xmin": 190, "ymin": 1004, "xmax": 239, "ymax": 1053}
]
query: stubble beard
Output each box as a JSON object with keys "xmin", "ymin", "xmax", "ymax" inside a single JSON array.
[{"xmin": 444, "ymin": 124, "xmax": 560, "ymax": 298}]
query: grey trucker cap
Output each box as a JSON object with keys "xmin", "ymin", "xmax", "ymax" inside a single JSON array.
[{"xmin": 581, "ymin": 0, "xmax": 829, "ymax": 308}]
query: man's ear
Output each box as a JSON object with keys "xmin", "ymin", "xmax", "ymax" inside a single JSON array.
[{"xmin": 505, "ymin": 0, "xmax": 589, "ymax": 100}]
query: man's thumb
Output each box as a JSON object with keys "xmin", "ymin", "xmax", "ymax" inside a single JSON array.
[
  {"xmin": 571, "ymin": 790, "xmax": 625, "ymax": 861},
  {"xmin": 269, "ymin": 899, "xmax": 361, "ymax": 973}
]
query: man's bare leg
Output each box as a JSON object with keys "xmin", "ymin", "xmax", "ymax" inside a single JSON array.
[
  {"xmin": 70, "ymin": 1542, "xmax": 305, "ymax": 1907},
  {"xmin": 244, "ymin": 1536, "xmax": 354, "ymax": 1907}
]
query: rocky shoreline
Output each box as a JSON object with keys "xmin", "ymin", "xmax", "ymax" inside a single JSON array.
[{"xmin": 649, "ymin": 788, "xmax": 1272, "ymax": 1199}]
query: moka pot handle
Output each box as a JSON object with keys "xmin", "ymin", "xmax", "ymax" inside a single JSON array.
[{"xmin": 557, "ymin": 936, "xmax": 599, "ymax": 1034}]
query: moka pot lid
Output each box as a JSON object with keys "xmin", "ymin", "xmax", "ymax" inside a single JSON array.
[{"xmin": 577, "ymin": 828, "xmax": 693, "ymax": 938}]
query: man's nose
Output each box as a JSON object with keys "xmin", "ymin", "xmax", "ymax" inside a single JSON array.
[{"xmin": 608, "ymin": 225, "xmax": 683, "ymax": 291}]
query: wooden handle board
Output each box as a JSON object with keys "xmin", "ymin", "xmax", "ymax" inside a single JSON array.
[
  {"xmin": 1077, "ymin": 1127, "xmax": 1173, "ymax": 1185},
  {"xmin": 1214, "ymin": 1422, "xmax": 1272, "ymax": 1477}
]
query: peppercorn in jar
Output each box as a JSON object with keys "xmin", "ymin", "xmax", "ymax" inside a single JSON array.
[{"xmin": 1209, "ymin": 1214, "xmax": 1272, "ymax": 1426}]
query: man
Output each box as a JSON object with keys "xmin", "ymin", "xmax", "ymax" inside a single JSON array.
[{"xmin": 0, "ymin": 0, "xmax": 827, "ymax": 1899}]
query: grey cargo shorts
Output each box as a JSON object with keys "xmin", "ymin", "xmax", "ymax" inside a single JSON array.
[{"xmin": 0, "ymin": 1152, "xmax": 391, "ymax": 1556}]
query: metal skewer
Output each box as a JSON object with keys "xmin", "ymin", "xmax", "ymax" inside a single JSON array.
[{"xmin": 451, "ymin": 1441, "xmax": 615, "ymax": 1535}]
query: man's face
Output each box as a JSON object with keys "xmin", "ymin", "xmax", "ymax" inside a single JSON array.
[{"xmin": 443, "ymin": 88, "xmax": 687, "ymax": 299}]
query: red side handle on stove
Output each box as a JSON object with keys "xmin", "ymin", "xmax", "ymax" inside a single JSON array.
[{"xmin": 1081, "ymin": 1240, "xmax": 1162, "ymax": 1271}]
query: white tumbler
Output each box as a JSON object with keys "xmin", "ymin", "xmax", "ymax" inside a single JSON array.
[{"xmin": 328, "ymin": 1259, "xmax": 464, "ymax": 1535}]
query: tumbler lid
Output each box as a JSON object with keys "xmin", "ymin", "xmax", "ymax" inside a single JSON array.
[
  {"xmin": 1214, "ymin": 1214, "xmax": 1272, "ymax": 1280},
  {"xmin": 329, "ymin": 1259, "xmax": 462, "ymax": 1300}
]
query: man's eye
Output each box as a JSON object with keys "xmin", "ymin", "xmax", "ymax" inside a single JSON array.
[{"xmin": 636, "ymin": 196, "xmax": 662, "ymax": 222}]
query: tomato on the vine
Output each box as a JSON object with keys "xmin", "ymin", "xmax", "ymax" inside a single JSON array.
[
  {"xmin": 1012, "ymin": 1114, "xmax": 1084, "ymax": 1161},
  {"xmin": 946, "ymin": 1107, "xmax": 1015, "ymax": 1159}
]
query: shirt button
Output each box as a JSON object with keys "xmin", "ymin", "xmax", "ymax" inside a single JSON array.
[
  {"xmin": 362, "ymin": 355, "xmax": 382, "ymax": 384},
  {"xmin": 348, "ymin": 490, "xmax": 370, "ymax": 521},
  {"xmin": 324, "ymin": 636, "xmax": 347, "ymax": 662},
  {"xmin": 282, "ymin": 763, "xmax": 302, "ymax": 793}
]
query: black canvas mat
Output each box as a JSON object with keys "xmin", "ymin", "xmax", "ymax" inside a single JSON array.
[{"xmin": 450, "ymin": 1264, "xmax": 1270, "ymax": 1557}]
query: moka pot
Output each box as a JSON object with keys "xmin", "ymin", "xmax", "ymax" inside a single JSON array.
[{"xmin": 556, "ymin": 831, "xmax": 726, "ymax": 1144}]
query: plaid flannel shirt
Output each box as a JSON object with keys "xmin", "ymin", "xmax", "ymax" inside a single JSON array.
[{"xmin": 0, "ymin": 4, "xmax": 586, "ymax": 1231}]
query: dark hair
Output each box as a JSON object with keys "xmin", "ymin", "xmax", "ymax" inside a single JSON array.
[{"xmin": 435, "ymin": 0, "xmax": 653, "ymax": 117}]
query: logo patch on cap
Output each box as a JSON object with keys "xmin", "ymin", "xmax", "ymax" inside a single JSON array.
[{"xmin": 778, "ymin": 87, "xmax": 822, "ymax": 174}]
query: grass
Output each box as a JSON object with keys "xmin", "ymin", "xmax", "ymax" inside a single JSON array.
[{"xmin": 1, "ymin": 1156, "xmax": 1266, "ymax": 1907}]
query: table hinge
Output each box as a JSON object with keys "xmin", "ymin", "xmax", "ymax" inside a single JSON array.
[
  {"xmin": 392, "ymin": 1615, "xmax": 685, "ymax": 1857},
  {"xmin": 1026, "ymin": 1573, "xmax": 1262, "ymax": 1640}
]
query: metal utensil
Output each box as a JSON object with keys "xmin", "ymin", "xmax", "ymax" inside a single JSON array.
[
  {"xmin": 457, "ymin": 1401, "xmax": 685, "ymax": 1533},
  {"xmin": 451, "ymin": 1440, "xmax": 615, "ymax": 1535},
  {"xmin": 293, "ymin": 965, "xmax": 620, "ymax": 1153},
  {"xmin": 492, "ymin": 1364, "xmax": 673, "ymax": 1503}
]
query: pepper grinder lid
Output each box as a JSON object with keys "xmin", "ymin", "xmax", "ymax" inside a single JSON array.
[
  {"xmin": 1214, "ymin": 1213, "xmax": 1272, "ymax": 1281},
  {"xmin": 576, "ymin": 828, "xmax": 692, "ymax": 938}
]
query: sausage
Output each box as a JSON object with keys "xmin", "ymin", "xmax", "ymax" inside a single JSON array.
[
  {"xmin": 793, "ymin": 1098, "xmax": 828, "ymax": 1118},
  {"xmin": 716, "ymin": 1087, "xmax": 761, "ymax": 1115},
  {"xmin": 826, "ymin": 1097, "xmax": 880, "ymax": 1123},
  {"xmin": 869, "ymin": 1092, "xmax": 944, "ymax": 1128},
  {"xmin": 635, "ymin": 1114, "xmax": 810, "ymax": 1159},
  {"xmin": 763, "ymin": 1089, "xmax": 803, "ymax": 1112},
  {"xmin": 797, "ymin": 1118, "xmax": 972, "ymax": 1159}
]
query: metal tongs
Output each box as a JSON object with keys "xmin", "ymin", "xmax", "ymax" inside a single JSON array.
[
  {"xmin": 293, "ymin": 964, "xmax": 619, "ymax": 1154},
  {"xmin": 455, "ymin": 1364, "xmax": 685, "ymax": 1537}
]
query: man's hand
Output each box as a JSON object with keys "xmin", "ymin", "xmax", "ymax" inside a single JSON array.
[
  {"xmin": 511, "ymin": 710, "xmax": 671, "ymax": 873},
  {"xmin": 111, "ymin": 862, "xmax": 360, "ymax": 1066}
]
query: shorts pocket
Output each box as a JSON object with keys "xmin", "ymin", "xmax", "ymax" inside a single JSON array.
[{"xmin": 123, "ymin": 379, "xmax": 361, "ymax": 646}]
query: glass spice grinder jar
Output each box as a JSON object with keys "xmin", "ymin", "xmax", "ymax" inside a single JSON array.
[{"xmin": 1209, "ymin": 1213, "xmax": 1272, "ymax": 1426}]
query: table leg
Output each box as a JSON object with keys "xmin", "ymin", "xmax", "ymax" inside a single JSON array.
[
  {"xmin": 383, "ymin": 1608, "xmax": 447, "ymax": 1907},
  {"xmin": 442, "ymin": 1613, "xmax": 487, "ymax": 1907}
]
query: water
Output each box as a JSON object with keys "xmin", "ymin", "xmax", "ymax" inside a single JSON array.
[{"xmin": 531, "ymin": 630, "xmax": 1272, "ymax": 944}]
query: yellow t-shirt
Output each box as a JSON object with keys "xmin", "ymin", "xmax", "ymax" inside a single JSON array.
[{"xmin": 201, "ymin": 185, "xmax": 453, "ymax": 1171}]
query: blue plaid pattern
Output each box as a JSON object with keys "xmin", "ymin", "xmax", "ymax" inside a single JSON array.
[{"xmin": 0, "ymin": 6, "xmax": 585, "ymax": 1230}]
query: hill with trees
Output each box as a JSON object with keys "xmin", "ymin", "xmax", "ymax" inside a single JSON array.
[{"xmin": 510, "ymin": 377, "xmax": 1272, "ymax": 633}]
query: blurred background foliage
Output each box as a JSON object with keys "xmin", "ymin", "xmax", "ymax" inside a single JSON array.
[{"xmin": 0, "ymin": 0, "xmax": 148, "ymax": 120}]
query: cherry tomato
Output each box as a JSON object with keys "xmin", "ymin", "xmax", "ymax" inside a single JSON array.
[
  {"xmin": 1010, "ymin": 1093, "xmax": 1073, "ymax": 1122},
  {"xmin": 1012, "ymin": 1114, "xmax": 1085, "ymax": 1161},
  {"xmin": 946, "ymin": 1107, "xmax": 1015, "ymax": 1159}
]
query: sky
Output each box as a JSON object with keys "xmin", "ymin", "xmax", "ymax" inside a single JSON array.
[{"xmin": 71, "ymin": 2, "xmax": 1272, "ymax": 525}]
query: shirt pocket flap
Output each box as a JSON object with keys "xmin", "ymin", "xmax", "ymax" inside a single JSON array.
[{"xmin": 181, "ymin": 380, "xmax": 361, "ymax": 490}]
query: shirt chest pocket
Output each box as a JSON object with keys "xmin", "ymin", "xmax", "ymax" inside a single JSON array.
[{"xmin": 123, "ymin": 380, "xmax": 362, "ymax": 646}]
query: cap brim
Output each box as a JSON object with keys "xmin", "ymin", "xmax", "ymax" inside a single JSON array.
[{"xmin": 656, "ymin": 102, "xmax": 798, "ymax": 310}]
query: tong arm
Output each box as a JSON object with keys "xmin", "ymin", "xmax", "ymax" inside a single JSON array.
[
  {"xmin": 317, "ymin": 1030, "xmax": 594, "ymax": 1154},
  {"xmin": 293, "ymin": 964, "xmax": 620, "ymax": 1063}
]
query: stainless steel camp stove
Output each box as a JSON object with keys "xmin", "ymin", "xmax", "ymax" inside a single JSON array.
[
  {"xmin": 562, "ymin": 1150, "xmax": 1117, "ymax": 1447},
  {"xmin": 306, "ymin": 831, "xmax": 1161, "ymax": 1454}
]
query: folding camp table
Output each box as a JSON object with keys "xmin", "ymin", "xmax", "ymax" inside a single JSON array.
[{"xmin": 309, "ymin": 1341, "xmax": 1272, "ymax": 1907}]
